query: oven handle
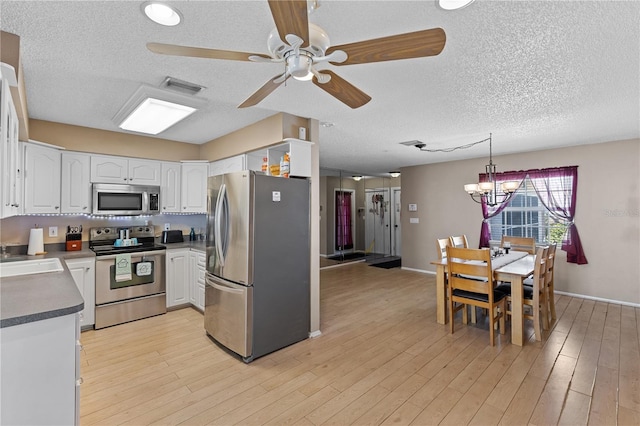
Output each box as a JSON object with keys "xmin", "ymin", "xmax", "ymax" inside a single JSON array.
[{"xmin": 95, "ymin": 250, "xmax": 166, "ymax": 261}]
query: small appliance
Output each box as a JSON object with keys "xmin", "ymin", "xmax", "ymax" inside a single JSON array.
[{"xmin": 92, "ymin": 183, "xmax": 160, "ymax": 216}]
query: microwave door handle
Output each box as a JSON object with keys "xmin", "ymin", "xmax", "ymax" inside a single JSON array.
[
  {"xmin": 214, "ymin": 183, "xmax": 226, "ymax": 267},
  {"xmin": 142, "ymin": 191, "xmax": 148, "ymax": 213}
]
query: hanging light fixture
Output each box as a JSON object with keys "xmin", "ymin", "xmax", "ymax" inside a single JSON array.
[{"xmin": 463, "ymin": 133, "xmax": 519, "ymax": 207}]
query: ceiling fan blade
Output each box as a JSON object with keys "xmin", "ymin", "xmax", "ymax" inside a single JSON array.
[
  {"xmin": 312, "ymin": 70, "xmax": 371, "ymax": 109},
  {"xmin": 147, "ymin": 42, "xmax": 271, "ymax": 61},
  {"xmin": 326, "ymin": 28, "xmax": 446, "ymax": 65},
  {"xmin": 268, "ymin": 0, "xmax": 309, "ymax": 47},
  {"xmin": 238, "ymin": 74, "xmax": 290, "ymax": 108}
]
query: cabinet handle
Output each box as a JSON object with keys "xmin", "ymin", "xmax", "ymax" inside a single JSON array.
[
  {"xmin": 55, "ymin": 206, "xmax": 59, "ymax": 210},
  {"xmin": 83, "ymin": 206, "xmax": 87, "ymax": 210},
  {"xmin": 183, "ymin": 206, "xmax": 187, "ymax": 209},
  {"xmin": 76, "ymin": 377, "xmax": 84, "ymax": 386},
  {"xmin": 124, "ymin": 178, "xmax": 127, "ymax": 181}
]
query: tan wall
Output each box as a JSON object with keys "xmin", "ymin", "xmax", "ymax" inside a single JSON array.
[
  {"xmin": 198, "ymin": 112, "xmax": 310, "ymax": 161},
  {"xmin": 401, "ymin": 138, "xmax": 640, "ymax": 305},
  {"xmin": 29, "ymin": 119, "xmax": 200, "ymax": 160}
]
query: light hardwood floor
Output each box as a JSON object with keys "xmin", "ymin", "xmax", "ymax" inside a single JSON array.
[{"xmin": 79, "ymin": 262, "xmax": 640, "ymax": 425}]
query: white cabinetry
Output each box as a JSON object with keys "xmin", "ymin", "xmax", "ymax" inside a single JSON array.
[
  {"xmin": 166, "ymin": 249, "xmax": 189, "ymax": 307},
  {"xmin": 189, "ymin": 249, "xmax": 206, "ymax": 311},
  {"xmin": 180, "ymin": 161, "xmax": 208, "ymax": 213},
  {"xmin": 161, "ymin": 161, "xmax": 181, "ymax": 213},
  {"xmin": 91, "ymin": 155, "xmax": 161, "ymax": 185},
  {"xmin": 23, "ymin": 142, "xmax": 61, "ymax": 214},
  {"xmin": 209, "ymin": 154, "xmax": 246, "ymax": 177},
  {"xmin": 0, "ymin": 74, "xmax": 21, "ymax": 218},
  {"xmin": 0, "ymin": 313, "xmax": 80, "ymax": 425},
  {"xmin": 268, "ymin": 138, "xmax": 312, "ymax": 178},
  {"xmin": 61, "ymin": 152, "xmax": 91, "ymax": 214},
  {"xmin": 64, "ymin": 257, "xmax": 96, "ymax": 328}
]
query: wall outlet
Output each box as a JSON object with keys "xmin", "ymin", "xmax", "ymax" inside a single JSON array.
[
  {"xmin": 49, "ymin": 226, "xmax": 58, "ymax": 237},
  {"xmin": 164, "ymin": 223, "xmax": 170, "ymax": 231}
]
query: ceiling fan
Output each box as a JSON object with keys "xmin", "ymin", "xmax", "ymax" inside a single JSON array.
[{"xmin": 147, "ymin": 0, "xmax": 446, "ymax": 109}]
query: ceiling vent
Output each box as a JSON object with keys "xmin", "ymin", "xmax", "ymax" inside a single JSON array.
[{"xmin": 161, "ymin": 77, "xmax": 205, "ymax": 95}]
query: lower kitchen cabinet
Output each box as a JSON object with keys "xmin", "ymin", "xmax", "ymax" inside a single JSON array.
[
  {"xmin": 166, "ymin": 249, "xmax": 189, "ymax": 307},
  {"xmin": 0, "ymin": 313, "xmax": 80, "ymax": 425},
  {"xmin": 65, "ymin": 257, "xmax": 95, "ymax": 328},
  {"xmin": 189, "ymin": 249, "xmax": 206, "ymax": 312},
  {"xmin": 166, "ymin": 248, "xmax": 205, "ymax": 311}
]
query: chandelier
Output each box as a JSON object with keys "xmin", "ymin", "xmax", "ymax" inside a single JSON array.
[{"xmin": 463, "ymin": 133, "xmax": 520, "ymax": 207}]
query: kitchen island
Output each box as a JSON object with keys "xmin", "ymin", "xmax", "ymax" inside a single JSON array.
[{"xmin": 0, "ymin": 252, "xmax": 86, "ymax": 425}]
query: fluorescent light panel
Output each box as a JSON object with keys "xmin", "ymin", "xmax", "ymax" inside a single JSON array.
[{"xmin": 119, "ymin": 98, "xmax": 196, "ymax": 135}]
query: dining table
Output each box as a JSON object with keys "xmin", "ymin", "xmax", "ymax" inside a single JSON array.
[{"xmin": 430, "ymin": 250, "xmax": 534, "ymax": 346}]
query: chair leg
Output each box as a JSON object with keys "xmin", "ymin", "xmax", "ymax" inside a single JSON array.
[
  {"xmin": 533, "ymin": 301, "xmax": 542, "ymax": 341},
  {"xmin": 450, "ymin": 300, "xmax": 455, "ymax": 335},
  {"xmin": 499, "ymin": 301, "xmax": 506, "ymax": 335},
  {"xmin": 470, "ymin": 307, "xmax": 477, "ymax": 324},
  {"xmin": 541, "ymin": 292, "xmax": 550, "ymax": 330},
  {"xmin": 549, "ymin": 282, "xmax": 556, "ymax": 320},
  {"xmin": 462, "ymin": 305, "xmax": 469, "ymax": 325},
  {"xmin": 489, "ymin": 310, "xmax": 495, "ymax": 346}
]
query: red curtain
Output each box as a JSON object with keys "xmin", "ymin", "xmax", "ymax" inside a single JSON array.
[{"xmin": 336, "ymin": 191, "xmax": 353, "ymax": 250}]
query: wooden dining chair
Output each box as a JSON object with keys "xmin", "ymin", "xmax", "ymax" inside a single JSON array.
[
  {"xmin": 449, "ymin": 235, "xmax": 469, "ymax": 248},
  {"xmin": 436, "ymin": 238, "xmax": 451, "ymax": 260},
  {"xmin": 497, "ymin": 246, "xmax": 549, "ymax": 341},
  {"xmin": 500, "ymin": 235, "xmax": 536, "ymax": 254},
  {"xmin": 446, "ymin": 246, "xmax": 506, "ymax": 346},
  {"xmin": 545, "ymin": 244, "xmax": 557, "ymax": 321}
]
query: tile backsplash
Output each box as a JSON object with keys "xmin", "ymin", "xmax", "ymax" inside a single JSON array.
[{"xmin": 0, "ymin": 214, "xmax": 206, "ymax": 245}]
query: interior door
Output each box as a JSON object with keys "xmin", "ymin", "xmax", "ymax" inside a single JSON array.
[
  {"xmin": 392, "ymin": 188, "xmax": 401, "ymax": 256},
  {"xmin": 365, "ymin": 188, "xmax": 390, "ymax": 256}
]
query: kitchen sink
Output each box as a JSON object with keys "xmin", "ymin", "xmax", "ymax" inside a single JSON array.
[{"xmin": 0, "ymin": 258, "xmax": 64, "ymax": 278}]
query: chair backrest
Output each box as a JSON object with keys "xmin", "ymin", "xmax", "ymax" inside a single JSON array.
[
  {"xmin": 546, "ymin": 244, "xmax": 557, "ymax": 284},
  {"xmin": 501, "ymin": 235, "xmax": 536, "ymax": 254},
  {"xmin": 436, "ymin": 238, "xmax": 451, "ymax": 260},
  {"xmin": 446, "ymin": 246, "xmax": 494, "ymax": 298},
  {"xmin": 532, "ymin": 246, "xmax": 549, "ymax": 292},
  {"xmin": 449, "ymin": 235, "xmax": 469, "ymax": 248}
]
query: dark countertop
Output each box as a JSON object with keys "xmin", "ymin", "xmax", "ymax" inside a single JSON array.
[
  {"xmin": 0, "ymin": 249, "xmax": 92, "ymax": 328},
  {"xmin": 162, "ymin": 240, "xmax": 206, "ymax": 252}
]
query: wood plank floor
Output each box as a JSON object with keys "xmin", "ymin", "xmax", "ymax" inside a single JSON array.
[{"xmin": 79, "ymin": 262, "xmax": 640, "ymax": 425}]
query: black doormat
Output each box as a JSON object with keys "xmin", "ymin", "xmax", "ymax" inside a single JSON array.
[
  {"xmin": 369, "ymin": 258, "xmax": 401, "ymax": 269},
  {"xmin": 328, "ymin": 252, "xmax": 366, "ymax": 261}
]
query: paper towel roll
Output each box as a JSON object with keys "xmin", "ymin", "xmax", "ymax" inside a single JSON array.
[{"xmin": 27, "ymin": 228, "xmax": 45, "ymax": 255}]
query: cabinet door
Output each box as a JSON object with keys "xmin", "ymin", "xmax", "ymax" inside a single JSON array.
[
  {"xmin": 208, "ymin": 155, "xmax": 246, "ymax": 177},
  {"xmin": 1, "ymin": 78, "xmax": 20, "ymax": 218},
  {"xmin": 91, "ymin": 155, "xmax": 128, "ymax": 183},
  {"xmin": 65, "ymin": 257, "xmax": 96, "ymax": 327},
  {"xmin": 188, "ymin": 251, "xmax": 198, "ymax": 306},
  {"xmin": 23, "ymin": 143, "xmax": 61, "ymax": 214},
  {"xmin": 161, "ymin": 162, "xmax": 181, "ymax": 213},
  {"xmin": 181, "ymin": 162, "xmax": 208, "ymax": 213},
  {"xmin": 167, "ymin": 250, "xmax": 189, "ymax": 307},
  {"xmin": 61, "ymin": 152, "xmax": 91, "ymax": 214},
  {"xmin": 128, "ymin": 158, "xmax": 161, "ymax": 185},
  {"xmin": 196, "ymin": 251, "xmax": 206, "ymax": 311}
]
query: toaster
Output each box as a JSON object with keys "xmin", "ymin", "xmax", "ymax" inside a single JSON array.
[{"xmin": 161, "ymin": 230, "xmax": 184, "ymax": 244}]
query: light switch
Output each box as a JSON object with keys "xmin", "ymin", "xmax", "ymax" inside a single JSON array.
[
  {"xmin": 408, "ymin": 203, "xmax": 418, "ymax": 212},
  {"xmin": 409, "ymin": 218, "xmax": 419, "ymax": 224}
]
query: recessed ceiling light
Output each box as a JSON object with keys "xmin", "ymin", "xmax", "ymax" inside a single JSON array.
[
  {"xmin": 438, "ymin": 0, "xmax": 476, "ymax": 11},
  {"xmin": 142, "ymin": 2, "xmax": 182, "ymax": 26}
]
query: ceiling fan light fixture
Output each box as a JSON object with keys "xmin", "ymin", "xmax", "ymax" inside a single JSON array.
[
  {"xmin": 142, "ymin": 2, "xmax": 182, "ymax": 26},
  {"xmin": 438, "ymin": 0, "xmax": 476, "ymax": 11}
]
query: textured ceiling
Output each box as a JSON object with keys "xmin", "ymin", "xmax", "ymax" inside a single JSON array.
[{"xmin": 2, "ymin": 0, "xmax": 639, "ymax": 175}]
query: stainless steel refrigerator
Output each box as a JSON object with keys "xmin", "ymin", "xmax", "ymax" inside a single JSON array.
[{"xmin": 204, "ymin": 170, "xmax": 310, "ymax": 362}]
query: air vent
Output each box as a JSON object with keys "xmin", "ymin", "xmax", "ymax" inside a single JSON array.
[{"xmin": 161, "ymin": 77, "xmax": 205, "ymax": 95}]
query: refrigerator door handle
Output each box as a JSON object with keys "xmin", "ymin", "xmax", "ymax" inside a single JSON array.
[
  {"xmin": 214, "ymin": 183, "xmax": 226, "ymax": 267},
  {"xmin": 208, "ymin": 279, "xmax": 245, "ymax": 295}
]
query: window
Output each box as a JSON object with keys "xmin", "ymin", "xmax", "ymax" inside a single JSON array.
[{"xmin": 487, "ymin": 178, "xmax": 568, "ymax": 244}]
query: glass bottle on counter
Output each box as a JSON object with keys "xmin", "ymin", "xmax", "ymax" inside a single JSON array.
[{"xmin": 189, "ymin": 227, "xmax": 196, "ymax": 241}]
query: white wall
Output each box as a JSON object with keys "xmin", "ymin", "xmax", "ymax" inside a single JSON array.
[{"xmin": 401, "ymin": 138, "xmax": 640, "ymax": 305}]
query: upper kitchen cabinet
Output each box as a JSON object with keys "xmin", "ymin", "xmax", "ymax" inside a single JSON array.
[
  {"xmin": 209, "ymin": 154, "xmax": 246, "ymax": 177},
  {"xmin": 181, "ymin": 161, "xmax": 208, "ymax": 213},
  {"xmin": 91, "ymin": 154, "xmax": 161, "ymax": 185},
  {"xmin": 268, "ymin": 139, "xmax": 312, "ymax": 178},
  {"xmin": 61, "ymin": 151, "xmax": 91, "ymax": 214},
  {"xmin": 161, "ymin": 161, "xmax": 181, "ymax": 213},
  {"xmin": 23, "ymin": 142, "xmax": 61, "ymax": 214},
  {"xmin": 0, "ymin": 72, "xmax": 22, "ymax": 218}
]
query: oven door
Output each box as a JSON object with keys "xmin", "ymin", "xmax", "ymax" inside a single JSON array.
[{"xmin": 95, "ymin": 250, "xmax": 166, "ymax": 305}]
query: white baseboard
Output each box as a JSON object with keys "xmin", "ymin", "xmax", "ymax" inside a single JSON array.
[
  {"xmin": 554, "ymin": 291, "xmax": 640, "ymax": 308},
  {"xmin": 309, "ymin": 330, "xmax": 322, "ymax": 338},
  {"xmin": 400, "ymin": 266, "xmax": 433, "ymax": 275}
]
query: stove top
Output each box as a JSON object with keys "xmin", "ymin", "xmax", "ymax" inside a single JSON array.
[{"xmin": 89, "ymin": 226, "xmax": 166, "ymax": 256}]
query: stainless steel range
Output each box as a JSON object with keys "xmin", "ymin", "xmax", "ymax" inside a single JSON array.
[{"xmin": 90, "ymin": 226, "xmax": 166, "ymax": 329}]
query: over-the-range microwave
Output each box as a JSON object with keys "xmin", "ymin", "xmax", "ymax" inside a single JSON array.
[{"xmin": 92, "ymin": 183, "xmax": 160, "ymax": 215}]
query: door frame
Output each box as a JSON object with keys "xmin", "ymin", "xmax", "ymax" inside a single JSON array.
[{"xmin": 333, "ymin": 188, "xmax": 356, "ymax": 254}]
